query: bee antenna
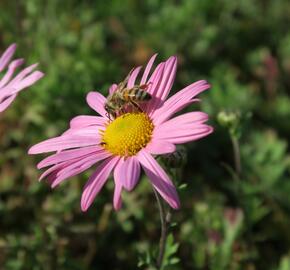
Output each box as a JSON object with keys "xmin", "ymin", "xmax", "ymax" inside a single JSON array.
[
  {"xmin": 128, "ymin": 68, "xmax": 135, "ymax": 76},
  {"xmin": 123, "ymin": 68, "xmax": 134, "ymax": 86},
  {"xmin": 105, "ymin": 112, "xmax": 111, "ymax": 121}
]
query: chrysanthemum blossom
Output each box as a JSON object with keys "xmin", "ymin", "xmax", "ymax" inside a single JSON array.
[
  {"xmin": 29, "ymin": 54, "xmax": 213, "ymax": 211},
  {"xmin": 0, "ymin": 43, "xmax": 44, "ymax": 112}
]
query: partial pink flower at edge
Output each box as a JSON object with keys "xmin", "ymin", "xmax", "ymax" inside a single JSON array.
[
  {"xmin": 29, "ymin": 54, "xmax": 213, "ymax": 211},
  {"xmin": 0, "ymin": 43, "xmax": 44, "ymax": 113}
]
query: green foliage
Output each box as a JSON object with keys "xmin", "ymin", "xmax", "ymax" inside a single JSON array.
[
  {"xmin": 275, "ymin": 256, "xmax": 290, "ymax": 270},
  {"xmin": 1, "ymin": 0, "xmax": 290, "ymax": 269},
  {"xmin": 137, "ymin": 234, "xmax": 180, "ymax": 270}
]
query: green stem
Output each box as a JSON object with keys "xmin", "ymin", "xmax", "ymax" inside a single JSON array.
[
  {"xmin": 153, "ymin": 188, "xmax": 171, "ymax": 269},
  {"xmin": 230, "ymin": 136, "xmax": 241, "ymax": 177}
]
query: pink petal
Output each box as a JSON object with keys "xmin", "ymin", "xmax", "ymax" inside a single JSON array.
[
  {"xmin": 69, "ymin": 115, "xmax": 107, "ymax": 129},
  {"xmin": 39, "ymin": 148, "xmax": 108, "ymax": 184},
  {"xmin": 11, "ymin": 71, "xmax": 44, "ymax": 92},
  {"xmin": 145, "ymin": 139, "xmax": 176, "ymax": 155},
  {"xmin": 157, "ymin": 56, "xmax": 177, "ymax": 102},
  {"xmin": 154, "ymin": 123, "xmax": 213, "ymax": 144},
  {"xmin": 0, "ymin": 59, "xmax": 24, "ymax": 88},
  {"xmin": 152, "ymin": 80, "xmax": 210, "ymax": 125},
  {"xmin": 51, "ymin": 150, "xmax": 111, "ymax": 188},
  {"xmin": 0, "ymin": 94, "xmax": 17, "ymax": 112},
  {"xmin": 127, "ymin": 66, "xmax": 142, "ymax": 88},
  {"xmin": 156, "ymin": 112, "xmax": 209, "ymax": 130},
  {"xmin": 143, "ymin": 63, "xmax": 165, "ymax": 112},
  {"xmin": 0, "ymin": 44, "xmax": 16, "ymax": 72},
  {"xmin": 0, "ymin": 67, "xmax": 44, "ymax": 99},
  {"xmin": 37, "ymin": 146, "xmax": 103, "ymax": 169},
  {"xmin": 113, "ymin": 178, "xmax": 123, "ymax": 210},
  {"xmin": 39, "ymin": 161, "xmax": 72, "ymax": 181},
  {"xmin": 109, "ymin": 84, "xmax": 118, "ymax": 95},
  {"xmin": 86, "ymin": 91, "xmax": 108, "ymax": 118},
  {"xmin": 44, "ymin": 168, "xmax": 63, "ymax": 186},
  {"xmin": 146, "ymin": 62, "xmax": 164, "ymax": 94},
  {"xmin": 140, "ymin": 54, "xmax": 158, "ymax": 84},
  {"xmin": 81, "ymin": 156, "xmax": 120, "ymax": 211},
  {"xmin": 6, "ymin": 63, "xmax": 38, "ymax": 86},
  {"xmin": 29, "ymin": 134, "xmax": 101, "ymax": 154},
  {"xmin": 137, "ymin": 150, "xmax": 180, "ymax": 209},
  {"xmin": 114, "ymin": 157, "xmax": 140, "ymax": 191},
  {"xmin": 51, "ymin": 163, "xmax": 93, "ymax": 188},
  {"xmin": 147, "ymin": 56, "xmax": 177, "ymax": 114},
  {"xmin": 62, "ymin": 126, "xmax": 102, "ymax": 136}
]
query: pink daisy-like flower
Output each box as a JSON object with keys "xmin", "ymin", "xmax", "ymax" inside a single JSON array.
[
  {"xmin": 0, "ymin": 43, "xmax": 44, "ymax": 113},
  {"xmin": 29, "ymin": 54, "xmax": 213, "ymax": 211}
]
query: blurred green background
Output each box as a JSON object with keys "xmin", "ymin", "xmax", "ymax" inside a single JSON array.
[{"xmin": 1, "ymin": 0, "xmax": 290, "ymax": 269}]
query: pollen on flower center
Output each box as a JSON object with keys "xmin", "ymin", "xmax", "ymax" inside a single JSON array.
[{"xmin": 101, "ymin": 112, "xmax": 154, "ymax": 156}]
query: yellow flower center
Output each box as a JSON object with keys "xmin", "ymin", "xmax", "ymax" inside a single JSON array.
[{"xmin": 101, "ymin": 112, "xmax": 154, "ymax": 156}]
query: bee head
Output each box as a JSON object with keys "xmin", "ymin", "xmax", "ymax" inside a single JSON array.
[
  {"xmin": 104, "ymin": 103, "xmax": 110, "ymax": 113},
  {"xmin": 104, "ymin": 103, "xmax": 116, "ymax": 120}
]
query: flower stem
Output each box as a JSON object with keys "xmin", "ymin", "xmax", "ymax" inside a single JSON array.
[
  {"xmin": 230, "ymin": 136, "xmax": 241, "ymax": 177},
  {"xmin": 153, "ymin": 188, "xmax": 171, "ymax": 269}
]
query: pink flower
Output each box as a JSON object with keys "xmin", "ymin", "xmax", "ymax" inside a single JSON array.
[
  {"xmin": 0, "ymin": 44, "xmax": 44, "ymax": 113},
  {"xmin": 29, "ymin": 54, "xmax": 213, "ymax": 211}
]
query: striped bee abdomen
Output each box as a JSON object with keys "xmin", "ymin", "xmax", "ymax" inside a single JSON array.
[{"xmin": 126, "ymin": 89, "xmax": 151, "ymax": 102}]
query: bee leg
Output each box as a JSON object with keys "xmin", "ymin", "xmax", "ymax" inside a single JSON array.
[
  {"xmin": 139, "ymin": 84, "xmax": 147, "ymax": 89},
  {"xmin": 140, "ymin": 82, "xmax": 152, "ymax": 90},
  {"xmin": 117, "ymin": 108, "xmax": 124, "ymax": 116},
  {"xmin": 112, "ymin": 111, "xmax": 118, "ymax": 119},
  {"xmin": 130, "ymin": 100, "xmax": 143, "ymax": 112},
  {"xmin": 100, "ymin": 142, "xmax": 107, "ymax": 147},
  {"xmin": 124, "ymin": 149, "xmax": 129, "ymax": 158},
  {"xmin": 106, "ymin": 112, "xmax": 112, "ymax": 121}
]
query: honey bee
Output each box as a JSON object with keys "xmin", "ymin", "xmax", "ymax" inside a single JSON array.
[{"xmin": 104, "ymin": 70, "xmax": 152, "ymax": 119}]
